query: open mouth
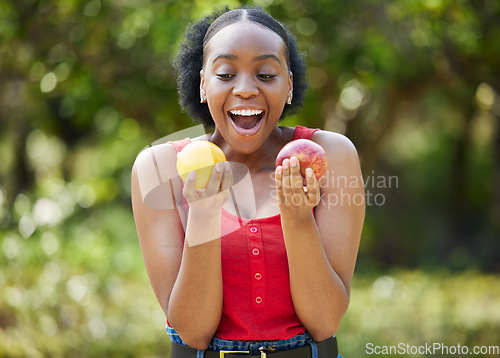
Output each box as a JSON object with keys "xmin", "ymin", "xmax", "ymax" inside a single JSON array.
[{"xmin": 228, "ymin": 109, "xmax": 265, "ymax": 136}]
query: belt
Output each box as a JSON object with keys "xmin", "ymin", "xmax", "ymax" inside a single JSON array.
[{"xmin": 170, "ymin": 336, "xmax": 338, "ymax": 358}]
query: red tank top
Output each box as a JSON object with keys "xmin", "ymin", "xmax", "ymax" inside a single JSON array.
[{"xmin": 169, "ymin": 125, "xmax": 319, "ymax": 340}]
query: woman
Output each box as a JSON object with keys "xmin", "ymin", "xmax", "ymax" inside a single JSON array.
[{"xmin": 131, "ymin": 6, "xmax": 364, "ymax": 358}]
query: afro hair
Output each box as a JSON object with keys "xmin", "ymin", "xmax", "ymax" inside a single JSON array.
[{"xmin": 174, "ymin": 6, "xmax": 308, "ymax": 126}]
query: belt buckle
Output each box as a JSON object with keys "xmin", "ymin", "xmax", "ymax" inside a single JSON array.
[{"xmin": 219, "ymin": 350, "xmax": 250, "ymax": 358}]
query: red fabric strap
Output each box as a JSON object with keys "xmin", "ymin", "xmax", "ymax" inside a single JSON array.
[{"xmin": 293, "ymin": 125, "xmax": 320, "ymax": 140}]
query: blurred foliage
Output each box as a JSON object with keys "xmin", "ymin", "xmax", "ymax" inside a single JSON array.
[
  {"xmin": 0, "ymin": 0, "xmax": 499, "ymax": 356},
  {"xmin": 338, "ymin": 270, "xmax": 500, "ymax": 357}
]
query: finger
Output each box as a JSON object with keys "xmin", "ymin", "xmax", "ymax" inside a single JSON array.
[
  {"xmin": 182, "ymin": 170, "xmax": 197, "ymax": 200},
  {"xmin": 281, "ymin": 159, "xmax": 291, "ymax": 191},
  {"xmin": 205, "ymin": 162, "xmax": 223, "ymax": 195},
  {"xmin": 305, "ymin": 167, "xmax": 320, "ymax": 204},
  {"xmin": 289, "ymin": 157, "xmax": 305, "ymax": 193},
  {"xmin": 220, "ymin": 161, "xmax": 234, "ymax": 192},
  {"xmin": 274, "ymin": 166, "xmax": 284, "ymax": 204},
  {"xmin": 281, "ymin": 159, "xmax": 293, "ymax": 205},
  {"xmin": 288, "ymin": 157, "xmax": 306, "ymax": 206},
  {"xmin": 274, "ymin": 165, "xmax": 283, "ymax": 189}
]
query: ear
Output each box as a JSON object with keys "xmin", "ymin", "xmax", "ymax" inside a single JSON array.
[
  {"xmin": 287, "ymin": 71, "xmax": 293, "ymax": 104},
  {"xmin": 200, "ymin": 70, "xmax": 206, "ymax": 91},
  {"xmin": 200, "ymin": 70, "xmax": 207, "ymax": 103}
]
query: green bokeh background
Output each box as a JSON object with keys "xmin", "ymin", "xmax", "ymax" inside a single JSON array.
[{"xmin": 1, "ymin": 0, "xmax": 499, "ymax": 356}]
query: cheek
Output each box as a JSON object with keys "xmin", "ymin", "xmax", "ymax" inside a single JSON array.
[
  {"xmin": 205, "ymin": 83, "xmax": 230, "ymax": 120},
  {"xmin": 267, "ymin": 83, "xmax": 289, "ymax": 104},
  {"xmin": 206, "ymin": 79, "xmax": 229, "ymax": 101},
  {"xmin": 273, "ymin": 76, "xmax": 291, "ymax": 96}
]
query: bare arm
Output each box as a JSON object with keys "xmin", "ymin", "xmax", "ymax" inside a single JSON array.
[
  {"xmin": 275, "ymin": 131, "xmax": 365, "ymax": 341},
  {"xmin": 131, "ymin": 144, "xmax": 232, "ymax": 349}
]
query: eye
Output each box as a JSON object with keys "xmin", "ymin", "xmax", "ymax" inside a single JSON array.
[
  {"xmin": 258, "ymin": 74, "xmax": 276, "ymax": 81},
  {"xmin": 216, "ymin": 73, "xmax": 234, "ymax": 80}
]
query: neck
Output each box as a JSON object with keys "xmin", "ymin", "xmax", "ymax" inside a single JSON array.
[{"xmin": 211, "ymin": 126, "xmax": 289, "ymax": 173}]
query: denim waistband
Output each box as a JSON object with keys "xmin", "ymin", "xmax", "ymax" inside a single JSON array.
[{"xmin": 165, "ymin": 325, "xmax": 342, "ymax": 358}]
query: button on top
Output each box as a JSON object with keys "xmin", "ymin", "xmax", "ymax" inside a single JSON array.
[
  {"xmin": 254, "ymin": 272, "xmax": 262, "ymax": 280},
  {"xmin": 255, "ymin": 296, "xmax": 263, "ymax": 304},
  {"xmin": 252, "ymin": 248, "xmax": 260, "ymax": 256},
  {"xmin": 250, "ymin": 226, "xmax": 258, "ymax": 233}
]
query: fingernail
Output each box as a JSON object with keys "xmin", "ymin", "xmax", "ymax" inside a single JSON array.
[
  {"xmin": 290, "ymin": 157, "xmax": 298, "ymax": 167},
  {"xmin": 306, "ymin": 168, "xmax": 313, "ymax": 177},
  {"xmin": 187, "ymin": 171, "xmax": 196, "ymax": 181},
  {"xmin": 224, "ymin": 161, "xmax": 230, "ymax": 172},
  {"xmin": 283, "ymin": 159, "xmax": 289, "ymax": 169},
  {"xmin": 216, "ymin": 162, "xmax": 223, "ymax": 173},
  {"xmin": 276, "ymin": 166, "xmax": 282, "ymax": 175}
]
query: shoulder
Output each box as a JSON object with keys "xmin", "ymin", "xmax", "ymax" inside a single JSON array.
[
  {"xmin": 311, "ymin": 130, "xmax": 360, "ymax": 163},
  {"xmin": 132, "ymin": 133, "xmax": 210, "ymax": 180},
  {"xmin": 133, "ymin": 142, "xmax": 178, "ymax": 177},
  {"xmin": 310, "ymin": 130, "xmax": 363, "ymax": 194},
  {"xmin": 132, "ymin": 143, "xmax": 180, "ymax": 210}
]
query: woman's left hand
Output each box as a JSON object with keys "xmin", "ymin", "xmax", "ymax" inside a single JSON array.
[{"xmin": 275, "ymin": 156, "xmax": 321, "ymax": 219}]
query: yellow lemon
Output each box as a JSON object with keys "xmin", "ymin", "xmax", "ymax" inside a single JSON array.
[{"xmin": 176, "ymin": 141, "xmax": 226, "ymax": 189}]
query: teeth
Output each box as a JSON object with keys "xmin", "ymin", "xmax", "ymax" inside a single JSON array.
[{"xmin": 229, "ymin": 109, "xmax": 263, "ymax": 116}]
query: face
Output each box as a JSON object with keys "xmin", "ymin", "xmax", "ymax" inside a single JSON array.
[{"xmin": 200, "ymin": 21, "xmax": 293, "ymax": 154}]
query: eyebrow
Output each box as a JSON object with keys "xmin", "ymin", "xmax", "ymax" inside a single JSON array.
[
  {"xmin": 253, "ymin": 54, "xmax": 281, "ymax": 64},
  {"xmin": 212, "ymin": 54, "xmax": 238, "ymax": 65},
  {"xmin": 212, "ymin": 54, "xmax": 281, "ymax": 65}
]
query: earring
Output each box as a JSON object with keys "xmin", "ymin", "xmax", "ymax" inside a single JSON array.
[
  {"xmin": 287, "ymin": 91, "xmax": 293, "ymax": 105},
  {"xmin": 200, "ymin": 90, "xmax": 206, "ymax": 103}
]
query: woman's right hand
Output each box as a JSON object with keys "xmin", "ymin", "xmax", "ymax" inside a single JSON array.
[{"xmin": 182, "ymin": 161, "xmax": 233, "ymax": 215}]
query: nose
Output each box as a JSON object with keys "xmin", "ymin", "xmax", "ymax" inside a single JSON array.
[{"xmin": 232, "ymin": 74, "xmax": 259, "ymax": 98}]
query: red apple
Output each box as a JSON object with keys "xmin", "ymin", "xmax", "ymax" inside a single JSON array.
[{"xmin": 276, "ymin": 139, "xmax": 328, "ymax": 180}]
